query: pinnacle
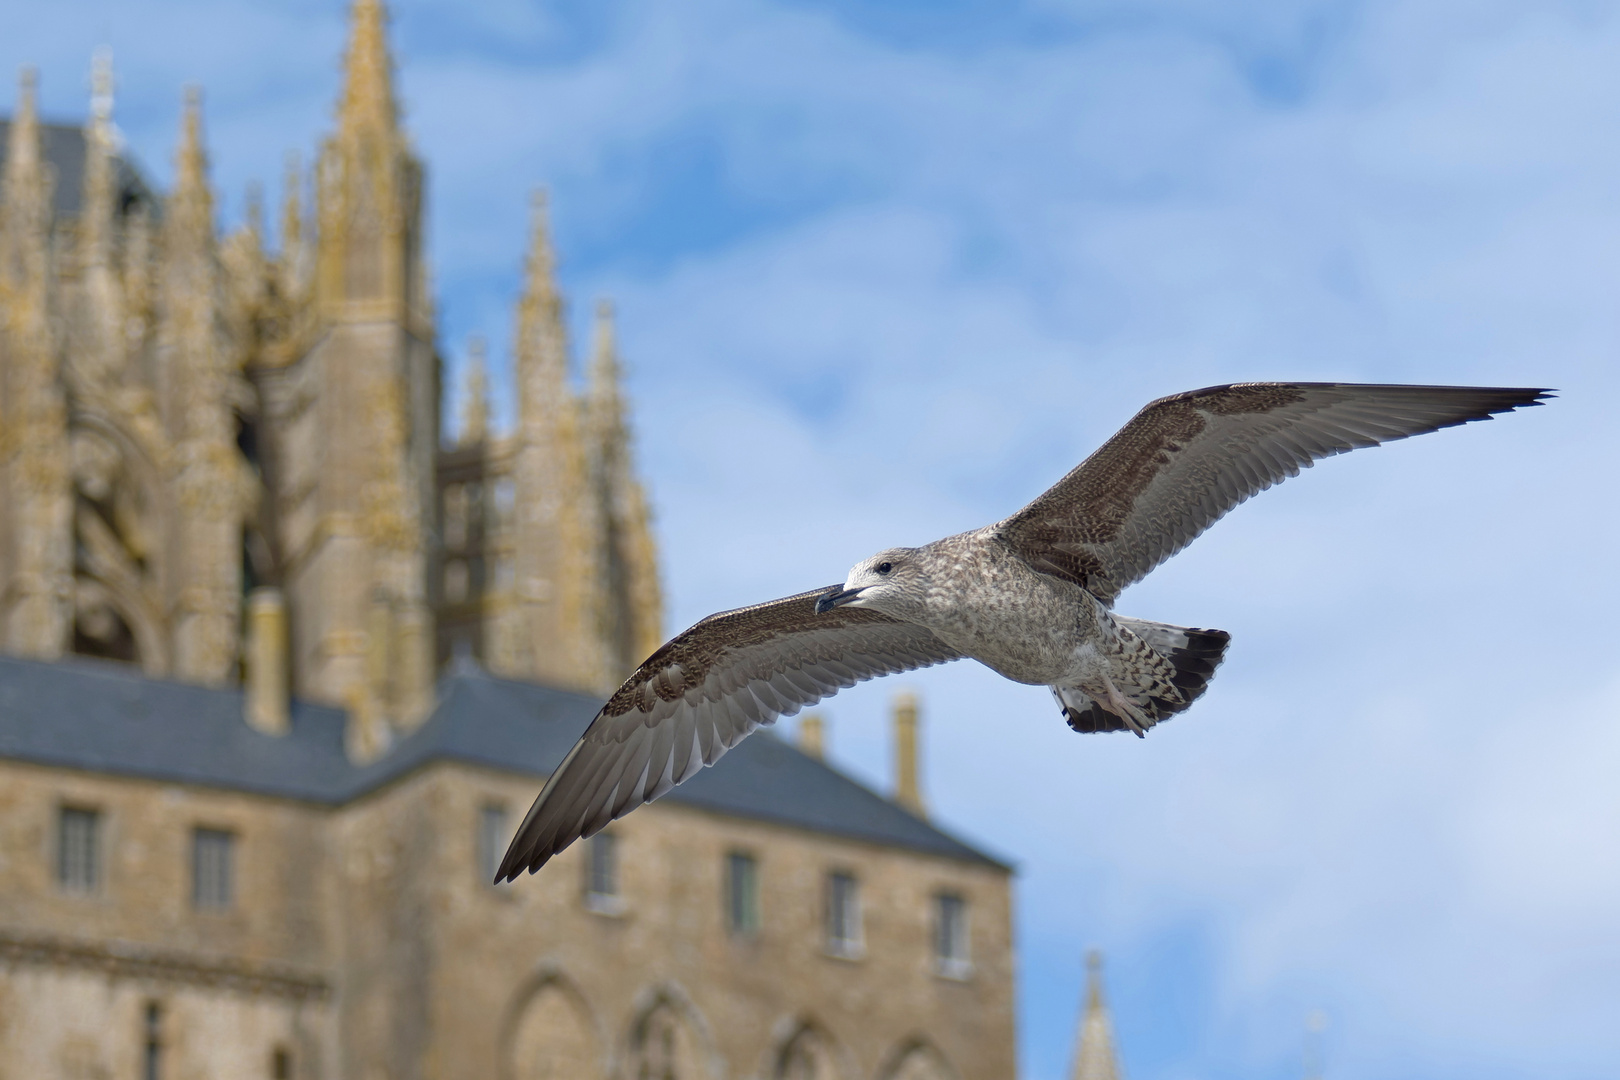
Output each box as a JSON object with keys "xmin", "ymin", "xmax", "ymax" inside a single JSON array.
[
  {"xmin": 338, "ymin": 0, "xmax": 399, "ymax": 138},
  {"xmin": 522, "ymin": 189, "xmax": 557, "ymax": 301},
  {"xmin": 176, "ymin": 86, "xmax": 209, "ymax": 194},
  {"xmin": 6, "ymin": 67, "xmax": 40, "ymax": 172},
  {"xmin": 590, "ymin": 297, "xmax": 621, "ymax": 388}
]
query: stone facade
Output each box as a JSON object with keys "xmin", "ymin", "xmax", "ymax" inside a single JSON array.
[
  {"xmin": 0, "ymin": 0, "xmax": 661, "ymax": 756},
  {"xmin": 0, "ymin": 4, "xmax": 1020, "ymax": 1077},
  {"xmin": 0, "ymin": 656, "xmax": 1017, "ymax": 1080}
]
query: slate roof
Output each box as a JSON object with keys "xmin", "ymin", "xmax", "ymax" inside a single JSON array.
[
  {"xmin": 0, "ymin": 119, "xmax": 159, "ymax": 221},
  {"xmin": 0, "ymin": 654, "xmax": 1008, "ymax": 869}
]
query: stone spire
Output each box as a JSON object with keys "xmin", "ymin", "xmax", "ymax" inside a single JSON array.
[
  {"xmin": 75, "ymin": 48, "xmax": 126, "ymax": 390},
  {"xmin": 317, "ymin": 0, "xmax": 421, "ymax": 318},
  {"xmin": 1069, "ymin": 951, "xmax": 1124, "ymax": 1080},
  {"xmin": 160, "ymin": 88, "xmax": 242, "ymax": 685},
  {"xmin": 503, "ymin": 190, "xmax": 603, "ymax": 690},
  {"xmin": 458, "ymin": 336, "xmax": 489, "ymax": 445},
  {"xmin": 170, "ymin": 88, "xmax": 213, "ymax": 241},
  {"xmin": 1, "ymin": 66, "xmax": 72, "ymax": 659},
  {"xmin": 278, "ymin": 150, "xmax": 309, "ymax": 301},
  {"xmin": 588, "ymin": 298, "xmax": 663, "ymax": 681},
  {"xmin": 295, "ymin": 0, "xmax": 434, "ymax": 742},
  {"xmin": 337, "ymin": 0, "xmax": 398, "ymax": 140},
  {"xmin": 80, "ymin": 48, "xmax": 117, "ymax": 260}
]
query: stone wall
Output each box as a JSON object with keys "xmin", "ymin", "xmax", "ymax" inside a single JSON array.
[{"xmin": 0, "ymin": 754, "xmax": 1015, "ymax": 1080}]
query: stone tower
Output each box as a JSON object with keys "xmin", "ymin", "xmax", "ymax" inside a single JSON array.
[
  {"xmin": 286, "ymin": 0, "xmax": 436, "ymax": 744},
  {"xmin": 0, "ymin": 0, "xmax": 664, "ymax": 752}
]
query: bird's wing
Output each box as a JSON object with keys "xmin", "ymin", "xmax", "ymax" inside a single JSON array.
[
  {"xmin": 496, "ymin": 586, "xmax": 962, "ymax": 880},
  {"xmin": 996, "ymin": 383, "xmax": 1549, "ymax": 604}
]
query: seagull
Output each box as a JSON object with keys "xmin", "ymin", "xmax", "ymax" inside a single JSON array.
[{"xmin": 497, "ymin": 382, "xmax": 1547, "ymax": 881}]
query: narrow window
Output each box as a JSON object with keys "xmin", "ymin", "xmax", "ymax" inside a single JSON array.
[
  {"xmin": 192, "ymin": 828, "xmax": 234, "ymax": 909},
  {"xmin": 584, "ymin": 832, "xmax": 622, "ymax": 913},
  {"xmin": 271, "ymin": 1045, "xmax": 292, "ymax": 1080},
  {"xmin": 58, "ymin": 807, "xmax": 101, "ymax": 893},
  {"xmin": 825, "ymin": 871, "xmax": 861, "ymax": 957},
  {"xmin": 143, "ymin": 1001, "xmax": 163, "ymax": 1080},
  {"xmin": 934, "ymin": 892, "xmax": 972, "ymax": 977},
  {"xmin": 479, "ymin": 804, "xmax": 508, "ymax": 884},
  {"xmin": 725, "ymin": 852, "xmax": 759, "ymax": 935}
]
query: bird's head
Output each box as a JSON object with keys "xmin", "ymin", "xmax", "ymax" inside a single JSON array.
[{"xmin": 816, "ymin": 548, "xmax": 925, "ymax": 618}]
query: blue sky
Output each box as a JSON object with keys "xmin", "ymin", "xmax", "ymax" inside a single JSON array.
[{"xmin": 6, "ymin": 1, "xmax": 1619, "ymax": 1077}]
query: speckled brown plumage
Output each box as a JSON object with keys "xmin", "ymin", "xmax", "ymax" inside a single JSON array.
[{"xmin": 497, "ymin": 382, "xmax": 1549, "ymax": 881}]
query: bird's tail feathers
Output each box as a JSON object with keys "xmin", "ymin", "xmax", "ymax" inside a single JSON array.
[{"xmin": 1055, "ymin": 619, "xmax": 1230, "ymax": 735}]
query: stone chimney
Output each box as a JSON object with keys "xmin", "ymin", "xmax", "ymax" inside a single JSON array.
[
  {"xmin": 244, "ymin": 588, "xmax": 290, "ymax": 735},
  {"xmin": 892, "ymin": 691, "xmax": 924, "ymax": 816},
  {"xmin": 798, "ymin": 712, "xmax": 825, "ymax": 760}
]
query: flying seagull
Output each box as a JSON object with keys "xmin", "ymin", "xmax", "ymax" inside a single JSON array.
[{"xmin": 497, "ymin": 382, "xmax": 1547, "ymax": 881}]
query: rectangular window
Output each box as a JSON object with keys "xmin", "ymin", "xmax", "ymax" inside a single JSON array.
[
  {"xmin": 583, "ymin": 832, "xmax": 623, "ymax": 913},
  {"xmin": 271, "ymin": 1045, "xmax": 291, "ymax": 1080},
  {"xmin": 934, "ymin": 892, "xmax": 972, "ymax": 977},
  {"xmin": 192, "ymin": 828, "xmax": 234, "ymax": 910},
  {"xmin": 825, "ymin": 871, "xmax": 862, "ymax": 957},
  {"xmin": 479, "ymin": 804, "xmax": 508, "ymax": 885},
  {"xmin": 725, "ymin": 852, "xmax": 759, "ymax": 935},
  {"xmin": 143, "ymin": 1001, "xmax": 162, "ymax": 1080},
  {"xmin": 58, "ymin": 807, "xmax": 101, "ymax": 893}
]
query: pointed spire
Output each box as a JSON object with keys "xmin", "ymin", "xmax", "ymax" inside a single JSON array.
[
  {"xmin": 90, "ymin": 46, "xmax": 115, "ymax": 126},
  {"xmin": 3, "ymin": 67, "xmax": 44, "ymax": 198},
  {"xmin": 459, "ymin": 335, "xmax": 490, "ymax": 445},
  {"xmin": 80, "ymin": 48, "xmax": 118, "ymax": 254},
  {"xmin": 280, "ymin": 151, "xmax": 303, "ymax": 253},
  {"xmin": 176, "ymin": 87, "xmax": 209, "ymax": 196},
  {"xmin": 515, "ymin": 189, "xmax": 567, "ymax": 392},
  {"xmin": 1070, "ymin": 951, "xmax": 1124, "ymax": 1080},
  {"xmin": 168, "ymin": 86, "xmax": 214, "ymax": 242},
  {"xmin": 523, "ymin": 190, "xmax": 558, "ymax": 305},
  {"xmin": 589, "ymin": 298, "xmax": 621, "ymax": 396},
  {"xmin": 338, "ymin": 0, "xmax": 398, "ymax": 138}
]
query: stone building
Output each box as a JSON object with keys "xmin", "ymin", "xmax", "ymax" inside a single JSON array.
[
  {"xmin": 0, "ymin": 654, "xmax": 1015, "ymax": 1080},
  {"xmin": 0, "ymin": 0, "xmax": 662, "ymax": 755},
  {"xmin": 0, "ymin": 3, "xmax": 1019, "ymax": 1078}
]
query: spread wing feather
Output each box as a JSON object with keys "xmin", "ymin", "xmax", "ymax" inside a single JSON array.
[
  {"xmin": 496, "ymin": 587, "xmax": 962, "ymax": 881},
  {"xmin": 997, "ymin": 383, "xmax": 1550, "ymax": 603}
]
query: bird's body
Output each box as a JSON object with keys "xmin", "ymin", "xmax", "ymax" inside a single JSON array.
[
  {"xmin": 872, "ymin": 529, "xmax": 1093, "ymax": 686},
  {"xmin": 497, "ymin": 382, "xmax": 1549, "ymax": 882}
]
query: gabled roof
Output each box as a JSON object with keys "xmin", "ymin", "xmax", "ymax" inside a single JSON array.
[
  {"xmin": 0, "ymin": 119, "xmax": 159, "ymax": 221},
  {"xmin": 0, "ymin": 654, "xmax": 1009, "ymax": 869}
]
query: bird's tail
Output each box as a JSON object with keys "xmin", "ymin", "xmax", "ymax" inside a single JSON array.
[{"xmin": 1055, "ymin": 618, "xmax": 1231, "ymax": 735}]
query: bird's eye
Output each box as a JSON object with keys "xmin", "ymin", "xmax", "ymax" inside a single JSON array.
[{"xmin": 877, "ymin": 561, "xmax": 893, "ymax": 575}]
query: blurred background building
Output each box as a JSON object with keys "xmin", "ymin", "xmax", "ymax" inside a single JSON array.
[{"xmin": 0, "ymin": 1, "xmax": 1018, "ymax": 1077}]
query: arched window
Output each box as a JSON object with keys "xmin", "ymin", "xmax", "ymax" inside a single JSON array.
[
  {"xmin": 881, "ymin": 1041, "xmax": 954, "ymax": 1080},
  {"xmin": 628, "ymin": 1001, "xmax": 707, "ymax": 1080},
  {"xmin": 775, "ymin": 1025, "xmax": 839, "ymax": 1080},
  {"xmin": 508, "ymin": 980, "xmax": 599, "ymax": 1080}
]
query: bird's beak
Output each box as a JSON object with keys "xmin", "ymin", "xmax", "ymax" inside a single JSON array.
[{"xmin": 815, "ymin": 587, "xmax": 863, "ymax": 615}]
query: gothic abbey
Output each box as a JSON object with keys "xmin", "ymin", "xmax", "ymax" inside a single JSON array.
[
  {"xmin": 0, "ymin": 4, "xmax": 1022, "ymax": 1078},
  {"xmin": 0, "ymin": 0, "xmax": 661, "ymax": 758}
]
